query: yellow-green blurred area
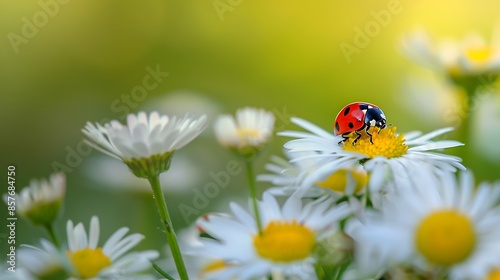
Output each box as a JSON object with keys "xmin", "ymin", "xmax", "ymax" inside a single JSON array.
[{"xmin": 1, "ymin": 0, "xmax": 500, "ymax": 262}]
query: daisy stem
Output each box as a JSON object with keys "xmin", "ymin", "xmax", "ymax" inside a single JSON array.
[
  {"xmin": 44, "ymin": 223, "xmax": 60, "ymax": 249},
  {"xmin": 148, "ymin": 175, "xmax": 189, "ymax": 280},
  {"xmin": 152, "ymin": 261, "xmax": 176, "ymax": 280},
  {"xmin": 457, "ymin": 88, "xmax": 473, "ymax": 165},
  {"xmin": 246, "ymin": 160, "xmax": 263, "ymax": 234}
]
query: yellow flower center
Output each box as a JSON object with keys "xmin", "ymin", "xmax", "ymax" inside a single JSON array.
[
  {"xmin": 415, "ymin": 210, "xmax": 476, "ymax": 266},
  {"xmin": 253, "ymin": 220, "xmax": 315, "ymax": 262},
  {"xmin": 68, "ymin": 247, "xmax": 111, "ymax": 279},
  {"xmin": 486, "ymin": 269, "xmax": 500, "ymax": 280},
  {"xmin": 202, "ymin": 260, "xmax": 226, "ymax": 273},
  {"xmin": 466, "ymin": 46, "xmax": 493, "ymax": 63},
  {"xmin": 342, "ymin": 127, "xmax": 408, "ymax": 159},
  {"xmin": 237, "ymin": 128, "xmax": 261, "ymax": 139},
  {"xmin": 316, "ymin": 168, "xmax": 367, "ymax": 194}
]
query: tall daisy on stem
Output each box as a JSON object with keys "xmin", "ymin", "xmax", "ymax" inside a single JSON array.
[
  {"xmin": 214, "ymin": 107, "xmax": 275, "ymax": 233},
  {"xmin": 279, "ymin": 117, "xmax": 465, "ymax": 206},
  {"xmin": 83, "ymin": 111, "xmax": 207, "ymax": 280}
]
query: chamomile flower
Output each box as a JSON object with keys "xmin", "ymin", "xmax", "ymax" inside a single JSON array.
[
  {"xmin": 401, "ymin": 28, "xmax": 500, "ymax": 80},
  {"xmin": 190, "ymin": 192, "xmax": 351, "ymax": 280},
  {"xmin": 346, "ymin": 169, "xmax": 500, "ymax": 279},
  {"xmin": 258, "ymin": 151, "xmax": 367, "ymax": 199},
  {"xmin": 82, "ymin": 111, "xmax": 207, "ymax": 178},
  {"xmin": 279, "ymin": 117, "xmax": 464, "ymax": 199},
  {"xmin": 5, "ymin": 173, "xmax": 66, "ymax": 226},
  {"xmin": 214, "ymin": 107, "xmax": 275, "ymax": 158},
  {"xmin": 65, "ymin": 216, "xmax": 159, "ymax": 279},
  {"xmin": 10, "ymin": 240, "xmax": 65, "ymax": 280}
]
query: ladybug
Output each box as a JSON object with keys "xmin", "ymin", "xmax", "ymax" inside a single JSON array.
[{"xmin": 334, "ymin": 102, "xmax": 387, "ymax": 145}]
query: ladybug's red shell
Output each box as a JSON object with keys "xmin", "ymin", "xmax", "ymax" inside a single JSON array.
[{"xmin": 334, "ymin": 102, "xmax": 380, "ymax": 135}]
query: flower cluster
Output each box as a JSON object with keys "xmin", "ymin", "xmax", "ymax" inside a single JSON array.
[{"xmin": 4, "ymin": 28, "xmax": 500, "ymax": 280}]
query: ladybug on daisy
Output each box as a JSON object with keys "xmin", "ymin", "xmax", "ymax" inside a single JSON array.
[{"xmin": 334, "ymin": 102, "xmax": 387, "ymax": 145}]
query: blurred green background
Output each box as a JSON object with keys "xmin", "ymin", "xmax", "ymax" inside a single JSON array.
[{"xmin": 1, "ymin": 0, "xmax": 500, "ymax": 267}]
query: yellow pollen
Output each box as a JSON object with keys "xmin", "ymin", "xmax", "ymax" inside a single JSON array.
[
  {"xmin": 466, "ymin": 46, "xmax": 493, "ymax": 63},
  {"xmin": 253, "ymin": 220, "xmax": 315, "ymax": 262},
  {"xmin": 343, "ymin": 127, "xmax": 408, "ymax": 159},
  {"xmin": 68, "ymin": 247, "xmax": 111, "ymax": 279},
  {"xmin": 202, "ymin": 260, "xmax": 226, "ymax": 273},
  {"xmin": 237, "ymin": 128, "xmax": 260, "ymax": 139},
  {"xmin": 316, "ymin": 168, "xmax": 367, "ymax": 194},
  {"xmin": 415, "ymin": 210, "xmax": 476, "ymax": 266},
  {"xmin": 487, "ymin": 269, "xmax": 500, "ymax": 280}
]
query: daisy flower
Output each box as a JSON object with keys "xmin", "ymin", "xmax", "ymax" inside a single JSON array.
[
  {"xmin": 401, "ymin": 27, "xmax": 500, "ymax": 81},
  {"xmin": 214, "ymin": 107, "xmax": 275, "ymax": 158},
  {"xmin": 65, "ymin": 216, "xmax": 159, "ymax": 279},
  {"xmin": 258, "ymin": 151, "xmax": 367, "ymax": 199},
  {"xmin": 4, "ymin": 173, "xmax": 65, "ymax": 226},
  {"xmin": 189, "ymin": 192, "xmax": 352, "ymax": 280},
  {"xmin": 82, "ymin": 111, "xmax": 207, "ymax": 178},
  {"xmin": 346, "ymin": 168, "xmax": 500, "ymax": 279},
  {"xmin": 8, "ymin": 240, "xmax": 65, "ymax": 280},
  {"xmin": 279, "ymin": 117, "xmax": 464, "ymax": 200}
]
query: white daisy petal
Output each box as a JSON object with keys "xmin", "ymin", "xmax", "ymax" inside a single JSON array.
[
  {"xmin": 187, "ymin": 192, "xmax": 349, "ymax": 279},
  {"xmin": 82, "ymin": 111, "xmax": 207, "ymax": 161},
  {"xmin": 347, "ymin": 170, "xmax": 500, "ymax": 279},
  {"xmin": 64, "ymin": 216, "xmax": 157, "ymax": 279}
]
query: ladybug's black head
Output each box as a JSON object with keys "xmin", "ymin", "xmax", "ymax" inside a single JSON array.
[{"xmin": 364, "ymin": 108, "xmax": 387, "ymax": 129}]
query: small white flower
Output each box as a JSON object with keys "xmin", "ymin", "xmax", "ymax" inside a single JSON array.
[
  {"xmin": 9, "ymin": 240, "xmax": 64, "ymax": 280},
  {"xmin": 66, "ymin": 216, "xmax": 159, "ymax": 279},
  {"xmin": 82, "ymin": 111, "xmax": 207, "ymax": 161},
  {"xmin": 346, "ymin": 169, "xmax": 500, "ymax": 279},
  {"xmin": 214, "ymin": 107, "xmax": 275, "ymax": 154},
  {"xmin": 401, "ymin": 27, "xmax": 500, "ymax": 77},
  {"xmin": 189, "ymin": 192, "xmax": 351, "ymax": 280},
  {"xmin": 258, "ymin": 151, "xmax": 367, "ymax": 199},
  {"xmin": 279, "ymin": 117, "xmax": 464, "ymax": 202},
  {"xmin": 4, "ymin": 173, "xmax": 65, "ymax": 225}
]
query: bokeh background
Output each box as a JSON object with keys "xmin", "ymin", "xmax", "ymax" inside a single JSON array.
[{"xmin": 2, "ymin": 0, "xmax": 500, "ymax": 268}]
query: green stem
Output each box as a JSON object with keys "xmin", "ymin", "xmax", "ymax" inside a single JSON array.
[
  {"xmin": 147, "ymin": 175, "xmax": 189, "ymax": 280},
  {"xmin": 457, "ymin": 89, "xmax": 473, "ymax": 166},
  {"xmin": 314, "ymin": 262, "xmax": 325, "ymax": 280},
  {"xmin": 152, "ymin": 261, "xmax": 176, "ymax": 280},
  {"xmin": 246, "ymin": 160, "xmax": 263, "ymax": 234},
  {"xmin": 44, "ymin": 223, "xmax": 60, "ymax": 249}
]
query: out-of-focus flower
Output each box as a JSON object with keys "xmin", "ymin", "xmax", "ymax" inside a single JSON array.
[
  {"xmin": 401, "ymin": 27, "xmax": 500, "ymax": 80},
  {"xmin": 3, "ymin": 173, "xmax": 65, "ymax": 226},
  {"xmin": 401, "ymin": 74, "xmax": 459, "ymax": 126},
  {"xmin": 214, "ymin": 107, "xmax": 275, "ymax": 158},
  {"xmin": 346, "ymin": 169, "xmax": 500, "ymax": 279}
]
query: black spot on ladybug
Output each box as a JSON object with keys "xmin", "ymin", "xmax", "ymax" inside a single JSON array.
[
  {"xmin": 348, "ymin": 122, "xmax": 354, "ymax": 129},
  {"xmin": 359, "ymin": 104, "xmax": 369, "ymax": 110},
  {"xmin": 343, "ymin": 107, "xmax": 350, "ymax": 116},
  {"xmin": 335, "ymin": 121, "xmax": 340, "ymax": 132}
]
